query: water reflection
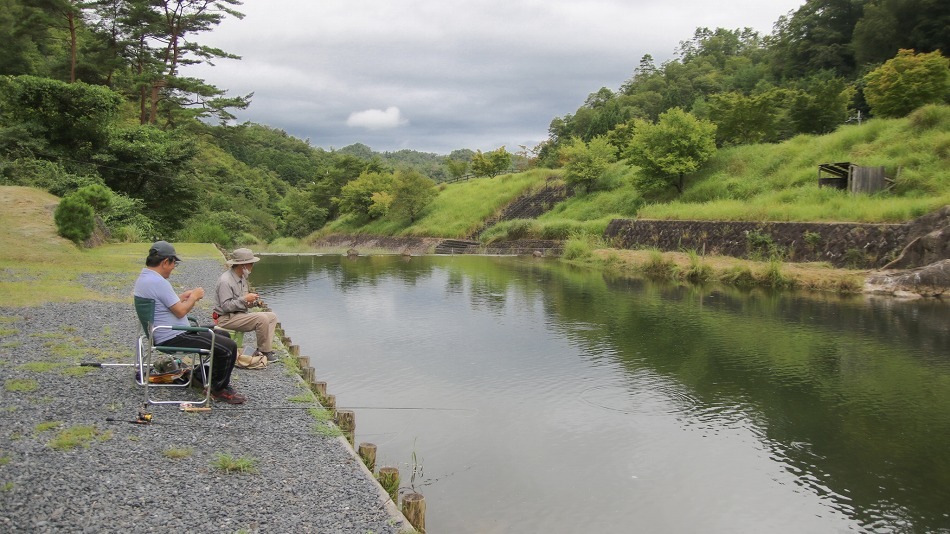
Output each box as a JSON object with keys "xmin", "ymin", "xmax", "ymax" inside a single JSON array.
[{"xmin": 254, "ymin": 254, "xmax": 950, "ymax": 533}]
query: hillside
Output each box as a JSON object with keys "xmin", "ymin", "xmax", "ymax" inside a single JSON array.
[
  {"xmin": 317, "ymin": 105, "xmax": 950, "ymax": 244},
  {"xmin": 0, "ymin": 187, "xmax": 219, "ymax": 307}
]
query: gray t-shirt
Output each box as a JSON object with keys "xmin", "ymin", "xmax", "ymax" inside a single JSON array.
[{"xmin": 133, "ymin": 268, "xmax": 188, "ymax": 344}]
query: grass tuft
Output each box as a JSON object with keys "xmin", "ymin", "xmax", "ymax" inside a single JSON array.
[
  {"xmin": 212, "ymin": 453, "xmax": 258, "ymax": 473},
  {"xmin": 4, "ymin": 379, "xmax": 39, "ymax": 393},
  {"xmin": 163, "ymin": 447, "xmax": 193, "ymax": 459},
  {"xmin": 47, "ymin": 425, "xmax": 110, "ymax": 450}
]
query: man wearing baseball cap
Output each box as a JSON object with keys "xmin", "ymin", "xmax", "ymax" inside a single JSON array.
[
  {"xmin": 213, "ymin": 248, "xmax": 280, "ymax": 362},
  {"xmin": 133, "ymin": 241, "xmax": 245, "ymax": 404}
]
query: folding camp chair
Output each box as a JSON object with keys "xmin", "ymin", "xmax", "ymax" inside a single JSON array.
[{"xmin": 134, "ymin": 296, "xmax": 215, "ymax": 406}]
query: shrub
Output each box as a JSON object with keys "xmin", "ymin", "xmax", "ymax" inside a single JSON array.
[
  {"xmin": 54, "ymin": 195, "xmax": 95, "ymax": 244},
  {"xmin": 684, "ymin": 250, "xmax": 713, "ymax": 282},
  {"xmin": 642, "ymin": 249, "xmax": 676, "ymax": 278},
  {"xmin": 803, "ymin": 230, "xmax": 822, "ymax": 250},
  {"xmin": 760, "ymin": 259, "xmax": 794, "ymax": 288},
  {"xmin": 746, "ymin": 230, "xmax": 785, "ymax": 260},
  {"xmin": 562, "ymin": 236, "xmax": 593, "ymax": 261},
  {"xmin": 722, "ymin": 265, "xmax": 756, "ymax": 287},
  {"xmin": 843, "ymin": 248, "xmax": 868, "ymax": 268},
  {"xmin": 540, "ymin": 221, "xmax": 576, "ymax": 240},
  {"xmin": 176, "ymin": 219, "xmax": 233, "ymax": 247},
  {"xmin": 73, "ymin": 184, "xmax": 112, "ymax": 213},
  {"xmin": 501, "ymin": 219, "xmax": 538, "ymax": 240}
]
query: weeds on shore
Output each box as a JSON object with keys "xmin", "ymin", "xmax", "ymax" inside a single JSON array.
[
  {"xmin": 47, "ymin": 425, "xmax": 111, "ymax": 450},
  {"xmin": 593, "ymin": 248, "xmax": 864, "ymax": 294},
  {"xmin": 163, "ymin": 447, "xmax": 193, "ymax": 459},
  {"xmin": 4, "ymin": 379, "xmax": 39, "ymax": 392},
  {"xmin": 212, "ymin": 453, "xmax": 258, "ymax": 474}
]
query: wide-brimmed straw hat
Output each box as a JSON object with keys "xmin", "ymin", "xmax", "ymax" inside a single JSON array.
[{"xmin": 227, "ymin": 248, "xmax": 261, "ymax": 266}]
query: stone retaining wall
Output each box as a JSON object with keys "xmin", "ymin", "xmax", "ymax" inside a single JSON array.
[{"xmin": 604, "ymin": 219, "xmax": 910, "ymax": 268}]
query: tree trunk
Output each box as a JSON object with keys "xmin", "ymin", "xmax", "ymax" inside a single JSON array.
[{"xmin": 68, "ymin": 11, "xmax": 77, "ymax": 83}]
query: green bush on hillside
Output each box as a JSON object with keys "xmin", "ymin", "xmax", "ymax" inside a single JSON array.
[
  {"xmin": 54, "ymin": 195, "xmax": 95, "ymax": 244},
  {"xmin": 176, "ymin": 219, "xmax": 233, "ymax": 247},
  {"xmin": 72, "ymin": 184, "xmax": 112, "ymax": 213}
]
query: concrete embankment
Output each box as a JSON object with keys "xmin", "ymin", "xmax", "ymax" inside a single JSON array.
[{"xmin": 0, "ymin": 258, "xmax": 410, "ymax": 533}]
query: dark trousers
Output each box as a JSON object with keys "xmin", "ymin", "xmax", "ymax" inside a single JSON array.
[{"xmin": 160, "ymin": 330, "xmax": 237, "ymax": 392}]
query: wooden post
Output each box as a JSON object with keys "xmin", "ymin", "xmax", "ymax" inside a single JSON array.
[
  {"xmin": 290, "ymin": 344, "xmax": 300, "ymax": 357},
  {"xmin": 377, "ymin": 466, "xmax": 399, "ymax": 503},
  {"xmin": 337, "ymin": 409, "xmax": 355, "ymax": 446},
  {"xmin": 311, "ymin": 381, "xmax": 327, "ymax": 400},
  {"xmin": 302, "ymin": 366, "xmax": 315, "ymax": 384},
  {"xmin": 324, "ymin": 394, "xmax": 336, "ymax": 416},
  {"xmin": 358, "ymin": 442, "xmax": 377, "ymax": 471},
  {"xmin": 297, "ymin": 356, "xmax": 310, "ymax": 369},
  {"xmin": 402, "ymin": 493, "xmax": 426, "ymax": 533}
]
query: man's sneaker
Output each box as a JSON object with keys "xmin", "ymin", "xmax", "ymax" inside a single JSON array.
[
  {"xmin": 210, "ymin": 386, "xmax": 246, "ymax": 404},
  {"xmin": 262, "ymin": 351, "xmax": 279, "ymax": 363}
]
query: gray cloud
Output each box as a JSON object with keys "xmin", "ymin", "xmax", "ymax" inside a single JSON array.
[{"xmin": 185, "ymin": 0, "xmax": 803, "ymax": 154}]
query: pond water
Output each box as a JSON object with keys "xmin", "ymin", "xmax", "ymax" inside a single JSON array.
[{"xmin": 251, "ymin": 254, "xmax": 950, "ymax": 533}]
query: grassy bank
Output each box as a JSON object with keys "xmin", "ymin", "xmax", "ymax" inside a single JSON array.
[
  {"xmin": 0, "ymin": 186, "xmax": 219, "ymax": 307},
  {"xmin": 558, "ymin": 235, "xmax": 867, "ymax": 293},
  {"xmin": 321, "ymin": 105, "xmax": 949, "ymax": 245}
]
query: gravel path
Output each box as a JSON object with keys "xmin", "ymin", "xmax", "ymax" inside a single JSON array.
[{"xmin": 0, "ymin": 259, "xmax": 409, "ymax": 533}]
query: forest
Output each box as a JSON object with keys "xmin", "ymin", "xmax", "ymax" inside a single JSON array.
[{"xmin": 0, "ymin": 0, "xmax": 947, "ymax": 247}]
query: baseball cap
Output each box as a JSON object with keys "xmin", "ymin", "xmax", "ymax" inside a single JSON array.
[{"xmin": 149, "ymin": 240, "xmax": 181, "ymax": 262}]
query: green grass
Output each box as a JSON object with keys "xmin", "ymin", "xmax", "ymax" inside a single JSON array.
[
  {"xmin": 0, "ymin": 187, "xmax": 221, "ymax": 307},
  {"xmin": 322, "ymin": 168, "xmax": 558, "ymax": 238},
  {"xmin": 162, "ymin": 447, "xmax": 193, "ymax": 459},
  {"xmin": 34, "ymin": 421, "xmax": 63, "ymax": 434},
  {"xmin": 47, "ymin": 425, "xmax": 111, "ymax": 450},
  {"xmin": 212, "ymin": 453, "xmax": 258, "ymax": 473},
  {"xmin": 315, "ymin": 105, "xmax": 949, "ymax": 241},
  {"xmin": 4, "ymin": 379, "xmax": 39, "ymax": 392},
  {"xmin": 18, "ymin": 362, "xmax": 64, "ymax": 373}
]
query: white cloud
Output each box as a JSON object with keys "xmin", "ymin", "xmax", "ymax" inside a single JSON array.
[
  {"xmin": 184, "ymin": 0, "xmax": 806, "ymax": 154},
  {"xmin": 346, "ymin": 107, "xmax": 409, "ymax": 130}
]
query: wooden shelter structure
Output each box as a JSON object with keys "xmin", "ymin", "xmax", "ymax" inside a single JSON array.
[{"xmin": 817, "ymin": 162, "xmax": 893, "ymax": 194}]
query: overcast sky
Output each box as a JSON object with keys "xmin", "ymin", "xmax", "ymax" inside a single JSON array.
[{"xmin": 184, "ymin": 0, "xmax": 805, "ymax": 155}]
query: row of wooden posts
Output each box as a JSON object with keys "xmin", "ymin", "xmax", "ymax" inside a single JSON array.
[{"xmin": 275, "ymin": 322, "xmax": 427, "ymax": 533}]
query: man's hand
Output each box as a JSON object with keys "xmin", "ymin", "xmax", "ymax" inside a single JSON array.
[
  {"xmin": 170, "ymin": 287, "xmax": 204, "ymax": 319},
  {"xmin": 245, "ymin": 292, "xmax": 259, "ymax": 304},
  {"xmin": 181, "ymin": 287, "xmax": 205, "ymax": 302}
]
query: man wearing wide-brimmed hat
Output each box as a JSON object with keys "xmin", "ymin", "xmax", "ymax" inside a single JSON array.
[{"xmin": 213, "ymin": 248, "xmax": 280, "ymax": 362}]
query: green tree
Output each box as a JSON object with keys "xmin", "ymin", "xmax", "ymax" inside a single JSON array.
[
  {"xmin": 788, "ymin": 72, "xmax": 856, "ymax": 134},
  {"xmin": 94, "ymin": 124, "xmax": 198, "ymax": 234},
  {"xmin": 559, "ymin": 136, "xmax": 616, "ymax": 193},
  {"xmin": 280, "ymin": 186, "xmax": 329, "ymax": 238},
  {"xmin": 334, "ymin": 171, "xmax": 397, "ymax": 219},
  {"xmin": 390, "ymin": 169, "xmax": 436, "ymax": 222},
  {"xmin": 706, "ymin": 89, "xmax": 787, "ymax": 146},
  {"xmin": 852, "ymin": 0, "xmax": 950, "ymax": 66},
  {"xmin": 72, "ymin": 183, "xmax": 111, "ymax": 212},
  {"xmin": 0, "ymin": 75, "xmax": 121, "ymax": 161},
  {"xmin": 623, "ymin": 108, "xmax": 717, "ymax": 195},
  {"xmin": 470, "ymin": 146, "xmax": 511, "ymax": 178},
  {"xmin": 444, "ymin": 157, "xmax": 468, "ymax": 181},
  {"xmin": 54, "ymin": 193, "xmax": 94, "ymax": 243},
  {"xmin": 768, "ymin": 0, "xmax": 867, "ymax": 79},
  {"xmin": 863, "ymin": 49, "xmax": 950, "ymax": 118}
]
